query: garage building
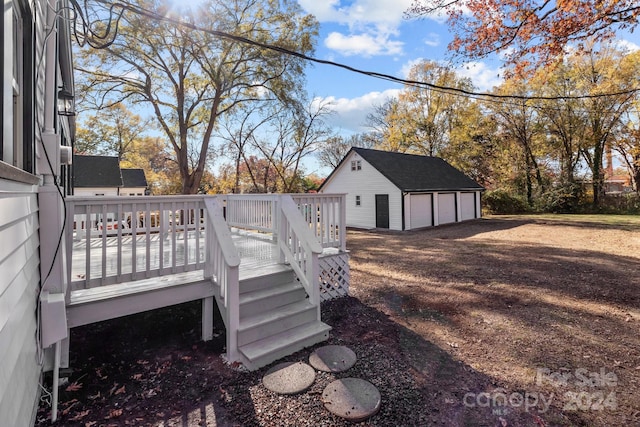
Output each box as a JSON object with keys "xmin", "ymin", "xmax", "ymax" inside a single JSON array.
[{"xmin": 319, "ymin": 147, "xmax": 484, "ymax": 231}]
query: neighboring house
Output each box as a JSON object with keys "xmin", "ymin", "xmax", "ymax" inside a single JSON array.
[
  {"xmin": 1, "ymin": 0, "xmax": 75, "ymax": 425},
  {"xmin": 121, "ymin": 168, "xmax": 149, "ymax": 196},
  {"xmin": 73, "ymin": 154, "xmax": 149, "ymax": 196},
  {"xmin": 320, "ymin": 147, "xmax": 484, "ymax": 231},
  {"xmin": 73, "ymin": 155, "xmax": 122, "ymax": 196}
]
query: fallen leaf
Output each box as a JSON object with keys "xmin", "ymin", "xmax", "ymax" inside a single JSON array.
[
  {"xmin": 131, "ymin": 373, "xmax": 143, "ymax": 380},
  {"xmin": 65, "ymin": 381, "xmax": 83, "ymax": 392},
  {"xmin": 69, "ymin": 410, "xmax": 90, "ymax": 421},
  {"xmin": 115, "ymin": 385, "xmax": 126, "ymax": 395},
  {"xmin": 61, "ymin": 401, "xmax": 79, "ymax": 416},
  {"xmin": 105, "ymin": 408, "xmax": 123, "ymax": 419}
]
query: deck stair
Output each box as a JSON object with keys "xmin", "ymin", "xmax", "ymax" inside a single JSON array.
[{"xmin": 216, "ymin": 265, "xmax": 331, "ymax": 370}]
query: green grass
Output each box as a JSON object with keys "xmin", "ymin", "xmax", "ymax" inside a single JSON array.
[{"xmin": 489, "ymin": 213, "xmax": 640, "ymax": 229}]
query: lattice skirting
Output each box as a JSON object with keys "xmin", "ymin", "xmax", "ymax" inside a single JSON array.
[{"xmin": 318, "ymin": 252, "xmax": 350, "ymax": 301}]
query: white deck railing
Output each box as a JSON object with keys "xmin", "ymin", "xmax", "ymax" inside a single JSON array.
[
  {"xmin": 291, "ymin": 194, "xmax": 346, "ymax": 250},
  {"xmin": 65, "ymin": 195, "xmax": 207, "ymax": 290},
  {"xmin": 223, "ymin": 194, "xmax": 347, "ymax": 250},
  {"xmin": 65, "ymin": 193, "xmax": 345, "ymax": 291}
]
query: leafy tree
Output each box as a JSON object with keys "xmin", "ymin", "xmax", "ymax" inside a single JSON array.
[
  {"xmin": 252, "ymin": 99, "xmax": 334, "ymax": 192},
  {"xmin": 317, "ymin": 134, "xmax": 373, "ymax": 169},
  {"xmin": 616, "ymin": 107, "xmax": 640, "ymax": 192},
  {"xmin": 407, "ymin": 0, "xmax": 640, "ymax": 74},
  {"xmin": 119, "ymin": 136, "xmax": 181, "ymax": 195},
  {"xmin": 489, "ymin": 79, "xmax": 548, "ymax": 204},
  {"xmin": 531, "ymin": 65, "xmax": 585, "ymax": 186},
  {"xmin": 75, "ymin": 104, "xmax": 150, "ymax": 160},
  {"xmin": 570, "ymin": 46, "xmax": 640, "ymax": 205},
  {"xmin": 442, "ymin": 102, "xmax": 498, "ymax": 187},
  {"xmin": 366, "ymin": 60, "xmax": 474, "ymax": 156},
  {"xmin": 76, "ymin": 0, "xmax": 318, "ymax": 194}
]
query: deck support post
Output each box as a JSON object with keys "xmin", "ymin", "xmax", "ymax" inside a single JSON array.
[
  {"xmin": 51, "ymin": 341, "xmax": 61, "ymax": 422},
  {"xmin": 202, "ymin": 296, "xmax": 214, "ymax": 341}
]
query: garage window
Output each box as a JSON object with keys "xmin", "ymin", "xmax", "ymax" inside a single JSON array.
[
  {"xmin": 350, "ymin": 160, "xmax": 361, "ymax": 171},
  {"xmin": 355, "ymin": 195, "xmax": 361, "ymax": 206}
]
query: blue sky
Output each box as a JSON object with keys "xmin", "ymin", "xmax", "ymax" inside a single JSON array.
[{"xmin": 296, "ymin": 0, "xmax": 640, "ymax": 139}]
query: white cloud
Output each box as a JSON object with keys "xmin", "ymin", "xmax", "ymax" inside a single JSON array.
[
  {"xmin": 616, "ymin": 39, "xmax": 640, "ymax": 53},
  {"xmin": 399, "ymin": 57, "xmax": 425, "ymax": 78},
  {"xmin": 313, "ymin": 89, "xmax": 401, "ymax": 132},
  {"xmin": 325, "ymin": 32, "xmax": 404, "ymax": 57},
  {"xmin": 424, "ymin": 33, "xmax": 440, "ymax": 47},
  {"xmin": 454, "ymin": 61, "xmax": 502, "ymax": 92},
  {"xmin": 298, "ymin": 0, "xmax": 412, "ymax": 28},
  {"xmin": 298, "ymin": 0, "xmax": 412, "ymax": 57}
]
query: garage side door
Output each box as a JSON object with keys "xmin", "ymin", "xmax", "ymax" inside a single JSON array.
[
  {"xmin": 460, "ymin": 192, "xmax": 477, "ymax": 221},
  {"xmin": 410, "ymin": 194, "xmax": 432, "ymax": 229},
  {"xmin": 438, "ymin": 193, "xmax": 456, "ymax": 224}
]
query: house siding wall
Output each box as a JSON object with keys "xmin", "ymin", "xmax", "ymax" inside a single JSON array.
[
  {"xmin": 74, "ymin": 187, "xmax": 119, "ymax": 196},
  {"xmin": 0, "ymin": 182, "xmax": 41, "ymax": 427},
  {"xmin": 321, "ymin": 151, "xmax": 402, "ymax": 230}
]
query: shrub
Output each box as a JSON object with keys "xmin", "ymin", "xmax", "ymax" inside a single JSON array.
[
  {"xmin": 483, "ymin": 189, "xmax": 530, "ymax": 214},
  {"xmin": 537, "ymin": 183, "xmax": 583, "ymax": 213}
]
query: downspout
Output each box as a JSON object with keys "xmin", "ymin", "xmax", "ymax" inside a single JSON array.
[{"xmin": 37, "ymin": 0, "xmax": 69, "ymax": 422}]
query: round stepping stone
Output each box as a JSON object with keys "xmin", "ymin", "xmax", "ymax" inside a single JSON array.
[
  {"xmin": 309, "ymin": 345, "xmax": 357, "ymax": 372},
  {"xmin": 322, "ymin": 378, "xmax": 381, "ymax": 422},
  {"xmin": 262, "ymin": 361, "xmax": 316, "ymax": 395}
]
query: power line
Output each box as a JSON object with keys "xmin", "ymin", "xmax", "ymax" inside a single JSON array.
[{"xmin": 69, "ymin": 0, "xmax": 640, "ymax": 104}]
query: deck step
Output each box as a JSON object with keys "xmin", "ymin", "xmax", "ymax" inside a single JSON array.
[
  {"xmin": 239, "ymin": 281, "xmax": 306, "ymax": 318},
  {"xmin": 239, "ymin": 267, "xmax": 294, "ymax": 294},
  {"xmin": 238, "ymin": 300, "xmax": 317, "ymax": 346},
  {"xmin": 239, "ymin": 321, "xmax": 331, "ymax": 369}
]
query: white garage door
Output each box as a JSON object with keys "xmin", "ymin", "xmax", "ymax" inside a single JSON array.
[
  {"xmin": 460, "ymin": 192, "xmax": 477, "ymax": 221},
  {"xmin": 438, "ymin": 193, "xmax": 456, "ymax": 224},
  {"xmin": 409, "ymin": 194, "xmax": 432, "ymax": 229}
]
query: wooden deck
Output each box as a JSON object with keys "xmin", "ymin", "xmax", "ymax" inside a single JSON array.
[{"xmin": 70, "ymin": 228, "xmax": 340, "ymax": 285}]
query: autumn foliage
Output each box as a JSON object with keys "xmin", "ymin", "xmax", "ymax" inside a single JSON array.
[{"xmin": 408, "ymin": 0, "xmax": 640, "ymax": 75}]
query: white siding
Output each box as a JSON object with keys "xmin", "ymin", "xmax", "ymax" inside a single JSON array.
[
  {"xmin": 460, "ymin": 192, "xmax": 477, "ymax": 221},
  {"xmin": 321, "ymin": 151, "xmax": 402, "ymax": 230},
  {"xmin": 74, "ymin": 187, "xmax": 118, "ymax": 196},
  {"xmin": 437, "ymin": 193, "xmax": 457, "ymax": 224},
  {"xmin": 0, "ymin": 184, "xmax": 41, "ymax": 427},
  {"xmin": 407, "ymin": 193, "xmax": 433, "ymax": 229}
]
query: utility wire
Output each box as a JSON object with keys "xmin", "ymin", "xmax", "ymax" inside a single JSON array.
[{"xmin": 68, "ymin": 0, "xmax": 640, "ymax": 104}]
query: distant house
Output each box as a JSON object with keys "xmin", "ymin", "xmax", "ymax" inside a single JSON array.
[
  {"xmin": 121, "ymin": 168, "xmax": 149, "ymax": 196},
  {"xmin": 1, "ymin": 1, "xmax": 75, "ymax": 425},
  {"xmin": 73, "ymin": 154, "xmax": 148, "ymax": 196},
  {"xmin": 319, "ymin": 147, "xmax": 484, "ymax": 231}
]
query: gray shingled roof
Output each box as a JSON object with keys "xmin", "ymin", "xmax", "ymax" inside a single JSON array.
[
  {"xmin": 121, "ymin": 168, "xmax": 148, "ymax": 188},
  {"xmin": 322, "ymin": 147, "xmax": 484, "ymax": 192},
  {"xmin": 73, "ymin": 155, "xmax": 122, "ymax": 188}
]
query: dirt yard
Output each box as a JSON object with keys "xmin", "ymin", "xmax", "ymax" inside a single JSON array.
[{"xmin": 37, "ymin": 215, "xmax": 640, "ymax": 426}]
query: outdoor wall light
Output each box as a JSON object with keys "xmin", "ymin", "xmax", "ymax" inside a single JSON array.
[{"xmin": 57, "ymin": 89, "xmax": 75, "ymax": 116}]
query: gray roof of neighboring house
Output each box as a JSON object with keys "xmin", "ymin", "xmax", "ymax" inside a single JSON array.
[
  {"xmin": 121, "ymin": 168, "xmax": 148, "ymax": 188},
  {"xmin": 73, "ymin": 155, "xmax": 122, "ymax": 188},
  {"xmin": 321, "ymin": 147, "xmax": 484, "ymax": 192}
]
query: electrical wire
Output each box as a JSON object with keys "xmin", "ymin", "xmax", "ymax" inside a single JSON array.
[{"xmin": 67, "ymin": 0, "xmax": 640, "ymax": 104}]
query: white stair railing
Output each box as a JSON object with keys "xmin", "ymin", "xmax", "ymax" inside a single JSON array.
[
  {"xmin": 278, "ymin": 195, "xmax": 323, "ymax": 307},
  {"xmin": 203, "ymin": 197, "xmax": 241, "ymax": 363}
]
